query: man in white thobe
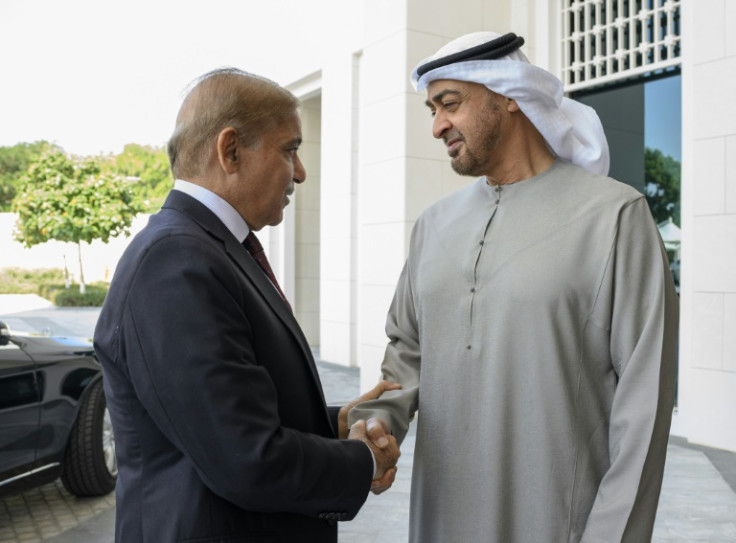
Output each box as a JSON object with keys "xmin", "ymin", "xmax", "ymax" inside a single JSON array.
[{"xmin": 350, "ymin": 31, "xmax": 678, "ymax": 543}]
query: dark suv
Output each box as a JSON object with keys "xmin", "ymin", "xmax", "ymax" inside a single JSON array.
[{"xmin": 0, "ymin": 320, "xmax": 116, "ymax": 497}]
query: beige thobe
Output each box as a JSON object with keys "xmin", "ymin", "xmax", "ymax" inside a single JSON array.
[{"xmin": 350, "ymin": 160, "xmax": 678, "ymax": 543}]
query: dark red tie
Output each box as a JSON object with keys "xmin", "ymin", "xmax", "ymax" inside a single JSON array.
[{"xmin": 243, "ymin": 232, "xmax": 292, "ymax": 312}]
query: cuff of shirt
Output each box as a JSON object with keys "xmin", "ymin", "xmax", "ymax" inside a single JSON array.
[{"xmin": 366, "ymin": 443, "xmax": 376, "ymax": 479}]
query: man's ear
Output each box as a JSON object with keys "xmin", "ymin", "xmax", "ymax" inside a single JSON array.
[
  {"xmin": 506, "ymin": 97, "xmax": 520, "ymax": 113},
  {"xmin": 216, "ymin": 127, "xmax": 240, "ymax": 174}
]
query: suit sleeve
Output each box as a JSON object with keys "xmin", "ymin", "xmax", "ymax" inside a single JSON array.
[
  {"xmin": 118, "ymin": 234, "xmax": 372, "ymax": 518},
  {"xmin": 581, "ymin": 197, "xmax": 679, "ymax": 542},
  {"xmin": 327, "ymin": 406, "xmax": 341, "ymax": 435}
]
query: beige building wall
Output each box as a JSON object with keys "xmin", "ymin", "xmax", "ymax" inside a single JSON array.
[
  {"xmin": 293, "ymin": 96, "xmax": 322, "ymax": 345},
  {"xmin": 0, "ymin": 212, "xmax": 148, "ymax": 284},
  {"xmin": 674, "ymin": 0, "xmax": 736, "ymax": 452}
]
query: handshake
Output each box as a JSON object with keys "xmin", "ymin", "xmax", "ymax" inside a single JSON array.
[{"xmin": 338, "ymin": 381, "xmax": 402, "ymax": 495}]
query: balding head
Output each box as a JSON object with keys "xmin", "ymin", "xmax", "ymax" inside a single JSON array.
[{"xmin": 167, "ymin": 68, "xmax": 300, "ymax": 180}]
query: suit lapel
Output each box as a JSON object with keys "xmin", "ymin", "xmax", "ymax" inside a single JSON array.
[{"xmin": 162, "ymin": 191, "xmax": 330, "ymax": 412}]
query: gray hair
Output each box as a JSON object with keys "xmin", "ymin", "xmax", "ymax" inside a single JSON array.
[{"xmin": 167, "ymin": 67, "xmax": 300, "ymax": 179}]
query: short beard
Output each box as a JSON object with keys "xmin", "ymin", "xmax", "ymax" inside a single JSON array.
[
  {"xmin": 450, "ymin": 94, "xmax": 504, "ymax": 177},
  {"xmin": 451, "ymin": 153, "xmax": 484, "ymax": 177}
]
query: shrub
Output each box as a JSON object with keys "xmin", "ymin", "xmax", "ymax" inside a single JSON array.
[
  {"xmin": 0, "ymin": 267, "xmax": 108, "ymax": 306},
  {"xmin": 0, "ymin": 267, "xmax": 65, "ymax": 294},
  {"xmin": 39, "ymin": 283, "xmax": 108, "ymax": 307}
]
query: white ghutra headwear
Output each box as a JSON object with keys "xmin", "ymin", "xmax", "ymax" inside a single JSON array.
[{"xmin": 411, "ymin": 31, "xmax": 610, "ymax": 177}]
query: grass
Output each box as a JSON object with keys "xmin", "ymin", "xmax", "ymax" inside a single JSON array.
[
  {"xmin": 0, "ymin": 267, "xmax": 108, "ymax": 306},
  {"xmin": 0, "ymin": 267, "xmax": 65, "ymax": 294}
]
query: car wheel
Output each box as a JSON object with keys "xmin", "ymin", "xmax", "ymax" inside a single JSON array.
[{"xmin": 61, "ymin": 379, "xmax": 118, "ymax": 496}]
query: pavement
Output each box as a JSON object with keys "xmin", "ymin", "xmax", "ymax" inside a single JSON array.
[{"xmin": 1, "ymin": 294, "xmax": 735, "ymax": 542}]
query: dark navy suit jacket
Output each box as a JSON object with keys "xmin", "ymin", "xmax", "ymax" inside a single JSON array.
[{"xmin": 94, "ymin": 191, "xmax": 372, "ymax": 542}]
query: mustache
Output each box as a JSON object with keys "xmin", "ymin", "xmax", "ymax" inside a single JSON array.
[
  {"xmin": 443, "ymin": 131, "xmax": 464, "ymax": 145},
  {"xmin": 285, "ymin": 183, "xmax": 296, "ymax": 196}
]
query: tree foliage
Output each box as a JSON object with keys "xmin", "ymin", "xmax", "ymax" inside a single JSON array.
[
  {"xmin": 0, "ymin": 141, "xmax": 62, "ymax": 211},
  {"xmin": 102, "ymin": 143, "xmax": 172, "ymax": 211},
  {"xmin": 644, "ymin": 147, "xmax": 681, "ymax": 226},
  {"xmin": 1, "ymin": 141, "xmax": 174, "ymax": 213},
  {"xmin": 12, "ymin": 151, "xmax": 143, "ymax": 292}
]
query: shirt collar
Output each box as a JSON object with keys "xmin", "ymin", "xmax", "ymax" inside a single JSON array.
[{"xmin": 173, "ymin": 179, "xmax": 250, "ymax": 243}]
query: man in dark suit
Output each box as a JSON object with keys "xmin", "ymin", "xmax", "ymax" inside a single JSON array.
[{"xmin": 94, "ymin": 68, "xmax": 400, "ymax": 543}]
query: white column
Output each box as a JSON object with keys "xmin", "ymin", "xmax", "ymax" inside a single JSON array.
[
  {"xmin": 319, "ymin": 51, "xmax": 361, "ymax": 366},
  {"xmin": 674, "ymin": 0, "xmax": 736, "ymax": 452}
]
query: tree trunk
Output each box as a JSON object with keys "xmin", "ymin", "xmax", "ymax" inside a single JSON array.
[
  {"xmin": 63, "ymin": 254, "xmax": 71, "ymax": 289},
  {"xmin": 77, "ymin": 241, "xmax": 86, "ymax": 294}
]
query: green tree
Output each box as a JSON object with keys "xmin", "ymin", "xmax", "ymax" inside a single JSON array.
[
  {"xmin": 12, "ymin": 151, "xmax": 143, "ymax": 293},
  {"xmin": 103, "ymin": 143, "xmax": 173, "ymax": 211},
  {"xmin": 644, "ymin": 147, "xmax": 681, "ymax": 226},
  {"xmin": 0, "ymin": 141, "xmax": 62, "ymax": 210}
]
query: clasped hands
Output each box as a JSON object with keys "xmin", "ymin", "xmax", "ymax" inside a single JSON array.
[{"xmin": 338, "ymin": 381, "xmax": 401, "ymax": 495}]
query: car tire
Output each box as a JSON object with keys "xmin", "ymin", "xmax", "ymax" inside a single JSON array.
[{"xmin": 61, "ymin": 379, "xmax": 118, "ymax": 496}]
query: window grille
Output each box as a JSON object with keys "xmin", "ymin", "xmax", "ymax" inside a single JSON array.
[{"xmin": 562, "ymin": 0, "xmax": 681, "ymax": 92}]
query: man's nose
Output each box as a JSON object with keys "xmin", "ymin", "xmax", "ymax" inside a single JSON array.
[
  {"xmin": 294, "ymin": 154, "xmax": 306, "ymax": 184},
  {"xmin": 432, "ymin": 111, "xmax": 450, "ymax": 140}
]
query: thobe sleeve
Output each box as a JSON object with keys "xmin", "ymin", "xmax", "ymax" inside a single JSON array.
[
  {"xmin": 347, "ymin": 259, "xmax": 420, "ymax": 444},
  {"xmin": 582, "ymin": 197, "xmax": 679, "ymax": 542}
]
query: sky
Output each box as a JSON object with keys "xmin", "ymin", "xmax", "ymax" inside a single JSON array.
[
  {"xmin": 645, "ymin": 74, "xmax": 682, "ymax": 162},
  {"xmin": 2, "ymin": 1, "xmax": 683, "ymax": 162},
  {"xmin": 0, "ymin": 0, "xmax": 338, "ymax": 157}
]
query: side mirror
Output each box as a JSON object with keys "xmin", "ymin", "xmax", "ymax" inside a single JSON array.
[{"xmin": 0, "ymin": 321, "xmax": 10, "ymax": 346}]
